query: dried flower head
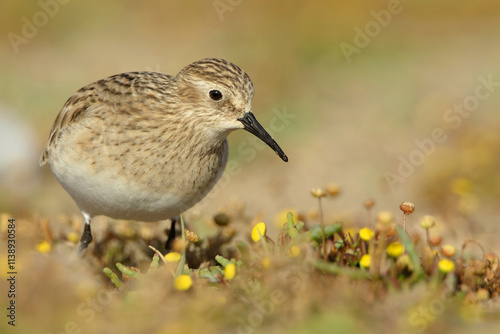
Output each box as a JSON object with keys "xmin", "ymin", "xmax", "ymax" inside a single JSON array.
[
  {"xmin": 396, "ymin": 253, "xmax": 414, "ymax": 272},
  {"xmin": 430, "ymin": 236, "xmax": 443, "ymax": 246},
  {"xmin": 400, "ymin": 202, "xmax": 415, "ymax": 215},
  {"xmin": 311, "ymin": 188, "xmax": 327, "ymax": 198},
  {"xmin": 326, "ymin": 183, "xmax": 341, "ymax": 197},
  {"xmin": 364, "ymin": 199, "xmax": 375, "ymax": 209},
  {"xmin": 214, "ymin": 213, "xmax": 231, "ymax": 226},
  {"xmin": 441, "ymin": 244, "xmax": 456, "ymax": 258},
  {"xmin": 419, "ymin": 216, "xmax": 436, "ymax": 229},
  {"xmin": 376, "ymin": 211, "xmax": 393, "ymax": 224},
  {"xmin": 185, "ymin": 229, "xmax": 200, "ymax": 243}
]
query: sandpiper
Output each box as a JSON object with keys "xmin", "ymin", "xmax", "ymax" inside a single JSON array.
[{"xmin": 40, "ymin": 58, "xmax": 288, "ymax": 251}]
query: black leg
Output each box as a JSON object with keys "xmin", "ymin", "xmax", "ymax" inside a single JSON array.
[
  {"xmin": 78, "ymin": 213, "xmax": 93, "ymax": 253},
  {"xmin": 165, "ymin": 217, "xmax": 178, "ymax": 250}
]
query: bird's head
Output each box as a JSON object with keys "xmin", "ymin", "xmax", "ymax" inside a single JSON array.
[{"xmin": 175, "ymin": 58, "xmax": 287, "ymax": 162}]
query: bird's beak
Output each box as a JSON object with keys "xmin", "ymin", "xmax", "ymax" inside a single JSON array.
[{"xmin": 238, "ymin": 112, "xmax": 288, "ymax": 162}]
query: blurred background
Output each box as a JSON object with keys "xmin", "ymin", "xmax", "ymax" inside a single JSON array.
[{"xmin": 1, "ymin": 0, "xmax": 500, "ymax": 247}]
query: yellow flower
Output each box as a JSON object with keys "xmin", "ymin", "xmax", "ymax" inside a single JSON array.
[
  {"xmin": 359, "ymin": 254, "xmax": 371, "ymax": 269},
  {"xmin": 419, "ymin": 216, "xmax": 435, "ymax": 229},
  {"xmin": 450, "ymin": 177, "xmax": 473, "ymax": 196},
  {"xmin": 174, "ymin": 275, "xmax": 193, "ymax": 291},
  {"xmin": 261, "ymin": 257, "xmax": 271, "ymax": 269},
  {"xmin": 387, "ymin": 242, "xmax": 404, "ymax": 258},
  {"xmin": 36, "ymin": 241, "xmax": 52, "ymax": 253},
  {"xmin": 359, "ymin": 228, "xmax": 375, "ymax": 241},
  {"xmin": 376, "ymin": 211, "xmax": 393, "ymax": 224},
  {"xmin": 288, "ymin": 246, "xmax": 301, "ymax": 257},
  {"xmin": 457, "ymin": 195, "xmax": 479, "ymax": 215},
  {"xmin": 224, "ymin": 263, "xmax": 236, "ymax": 280},
  {"xmin": 165, "ymin": 252, "xmax": 181, "ymax": 262},
  {"xmin": 396, "ymin": 253, "xmax": 414, "ymax": 271},
  {"xmin": 274, "ymin": 208, "xmax": 299, "ymax": 228},
  {"xmin": 438, "ymin": 259, "xmax": 455, "ymax": 273},
  {"xmin": 67, "ymin": 232, "xmax": 79, "ymax": 244},
  {"xmin": 251, "ymin": 222, "xmax": 267, "ymax": 242}
]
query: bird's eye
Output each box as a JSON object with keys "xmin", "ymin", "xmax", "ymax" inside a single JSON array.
[{"xmin": 209, "ymin": 90, "xmax": 223, "ymax": 101}]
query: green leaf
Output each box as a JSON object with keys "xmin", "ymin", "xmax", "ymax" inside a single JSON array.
[
  {"xmin": 215, "ymin": 255, "xmax": 232, "ymax": 267},
  {"xmin": 116, "ymin": 263, "xmax": 139, "ymax": 278},
  {"xmin": 284, "ymin": 212, "xmax": 299, "ymax": 239},
  {"xmin": 309, "ymin": 223, "xmax": 343, "ymax": 243},
  {"xmin": 150, "ymin": 253, "xmax": 160, "ymax": 269},
  {"xmin": 314, "ymin": 260, "xmax": 371, "ymax": 279},
  {"xmin": 396, "ymin": 226, "xmax": 425, "ymax": 282},
  {"xmin": 103, "ymin": 267, "xmax": 124, "ymax": 290}
]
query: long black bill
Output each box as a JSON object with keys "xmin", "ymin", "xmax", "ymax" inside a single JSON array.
[{"xmin": 238, "ymin": 112, "xmax": 288, "ymax": 162}]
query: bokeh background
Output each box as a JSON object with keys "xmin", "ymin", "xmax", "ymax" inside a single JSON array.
[
  {"xmin": 2, "ymin": 1, "xmax": 500, "ymax": 332},
  {"xmin": 2, "ymin": 0, "xmax": 500, "ymax": 244}
]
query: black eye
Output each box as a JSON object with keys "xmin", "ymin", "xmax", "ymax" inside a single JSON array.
[{"xmin": 209, "ymin": 90, "xmax": 223, "ymax": 101}]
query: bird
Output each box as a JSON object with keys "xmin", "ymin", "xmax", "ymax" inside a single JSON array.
[{"xmin": 40, "ymin": 58, "xmax": 288, "ymax": 251}]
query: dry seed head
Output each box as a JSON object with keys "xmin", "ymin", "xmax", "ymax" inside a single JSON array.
[
  {"xmin": 171, "ymin": 238, "xmax": 185, "ymax": 253},
  {"xmin": 441, "ymin": 244, "xmax": 456, "ymax": 258},
  {"xmin": 485, "ymin": 253, "xmax": 499, "ymax": 271},
  {"xmin": 311, "ymin": 188, "xmax": 327, "ymax": 198},
  {"xmin": 400, "ymin": 202, "xmax": 415, "ymax": 215},
  {"xmin": 430, "ymin": 236, "xmax": 443, "ymax": 246},
  {"xmin": 376, "ymin": 211, "xmax": 393, "ymax": 224},
  {"xmin": 214, "ymin": 213, "xmax": 231, "ymax": 226},
  {"xmin": 396, "ymin": 253, "xmax": 414, "ymax": 272},
  {"xmin": 364, "ymin": 199, "xmax": 375, "ymax": 209},
  {"xmin": 419, "ymin": 215, "xmax": 436, "ymax": 229},
  {"xmin": 185, "ymin": 229, "xmax": 200, "ymax": 243},
  {"xmin": 476, "ymin": 288, "xmax": 490, "ymax": 301},
  {"xmin": 325, "ymin": 183, "xmax": 341, "ymax": 197}
]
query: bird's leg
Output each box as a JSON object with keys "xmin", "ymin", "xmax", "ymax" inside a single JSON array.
[
  {"xmin": 165, "ymin": 216, "xmax": 178, "ymax": 251},
  {"xmin": 78, "ymin": 212, "xmax": 93, "ymax": 253}
]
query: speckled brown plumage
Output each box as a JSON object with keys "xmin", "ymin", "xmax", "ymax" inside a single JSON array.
[{"xmin": 40, "ymin": 58, "xmax": 287, "ymax": 250}]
